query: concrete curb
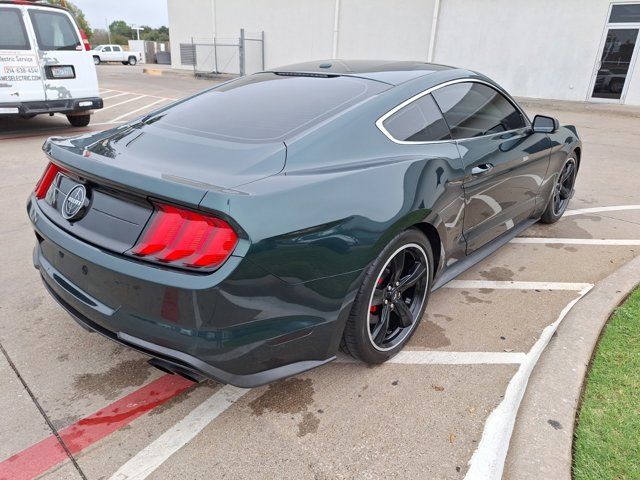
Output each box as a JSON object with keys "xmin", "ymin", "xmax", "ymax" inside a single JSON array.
[
  {"xmin": 142, "ymin": 67, "xmax": 193, "ymax": 78},
  {"xmin": 142, "ymin": 68, "xmax": 236, "ymax": 82},
  {"xmin": 516, "ymin": 97, "xmax": 640, "ymax": 118},
  {"xmin": 504, "ymin": 254, "xmax": 640, "ymax": 479}
]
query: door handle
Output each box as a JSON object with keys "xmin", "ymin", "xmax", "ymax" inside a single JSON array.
[{"xmin": 471, "ymin": 163, "xmax": 494, "ymax": 175}]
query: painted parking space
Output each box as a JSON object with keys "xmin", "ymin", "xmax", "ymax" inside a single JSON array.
[{"xmin": 1, "ymin": 67, "xmax": 639, "ymax": 480}]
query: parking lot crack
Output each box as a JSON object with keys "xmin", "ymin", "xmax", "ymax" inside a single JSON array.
[{"xmin": 0, "ymin": 341, "xmax": 88, "ymax": 480}]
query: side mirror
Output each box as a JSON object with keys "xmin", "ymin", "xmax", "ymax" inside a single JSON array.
[{"xmin": 532, "ymin": 114, "xmax": 559, "ymax": 134}]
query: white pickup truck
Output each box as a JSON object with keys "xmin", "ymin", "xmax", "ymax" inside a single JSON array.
[{"xmin": 90, "ymin": 45, "xmax": 141, "ymax": 66}]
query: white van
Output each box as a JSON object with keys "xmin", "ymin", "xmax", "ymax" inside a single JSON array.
[{"xmin": 0, "ymin": 1, "xmax": 103, "ymax": 126}]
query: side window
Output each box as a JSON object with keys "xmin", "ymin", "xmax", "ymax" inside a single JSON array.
[
  {"xmin": 103, "ymin": 46, "xmax": 112, "ymax": 52},
  {"xmin": 0, "ymin": 8, "xmax": 30, "ymax": 50},
  {"xmin": 29, "ymin": 9, "xmax": 81, "ymax": 51},
  {"xmin": 382, "ymin": 93, "xmax": 451, "ymax": 142},
  {"xmin": 113, "ymin": 46, "xmax": 122, "ymax": 52},
  {"xmin": 432, "ymin": 82, "xmax": 526, "ymax": 140}
]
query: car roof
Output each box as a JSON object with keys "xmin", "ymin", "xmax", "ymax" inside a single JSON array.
[
  {"xmin": 0, "ymin": 0, "xmax": 69, "ymax": 11},
  {"xmin": 270, "ymin": 59, "xmax": 457, "ymax": 85}
]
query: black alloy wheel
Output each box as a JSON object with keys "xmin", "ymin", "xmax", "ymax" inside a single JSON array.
[
  {"xmin": 552, "ymin": 157, "xmax": 577, "ymax": 217},
  {"xmin": 341, "ymin": 228, "xmax": 433, "ymax": 364},
  {"xmin": 367, "ymin": 243, "xmax": 429, "ymax": 351},
  {"xmin": 541, "ymin": 155, "xmax": 578, "ymax": 224}
]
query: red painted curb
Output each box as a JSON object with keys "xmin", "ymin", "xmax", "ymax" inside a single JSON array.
[{"xmin": 0, "ymin": 374, "xmax": 194, "ymax": 480}]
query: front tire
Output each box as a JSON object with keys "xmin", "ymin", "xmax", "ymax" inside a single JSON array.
[
  {"xmin": 93, "ymin": 56, "xmax": 100, "ymax": 65},
  {"xmin": 128, "ymin": 56, "xmax": 137, "ymax": 66},
  {"xmin": 540, "ymin": 155, "xmax": 578, "ymax": 224},
  {"xmin": 342, "ymin": 229, "xmax": 433, "ymax": 363},
  {"xmin": 67, "ymin": 114, "xmax": 91, "ymax": 127}
]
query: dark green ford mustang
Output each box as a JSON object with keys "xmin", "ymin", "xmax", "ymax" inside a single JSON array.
[{"xmin": 28, "ymin": 60, "xmax": 581, "ymax": 387}]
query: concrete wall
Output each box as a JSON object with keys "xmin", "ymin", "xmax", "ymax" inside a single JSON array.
[
  {"xmin": 167, "ymin": 0, "xmax": 640, "ymax": 105},
  {"xmin": 337, "ymin": 0, "xmax": 436, "ymax": 60},
  {"xmin": 215, "ymin": 0, "xmax": 335, "ymax": 68},
  {"xmin": 432, "ymin": 0, "xmax": 612, "ymax": 102},
  {"xmin": 167, "ymin": 0, "xmax": 214, "ymax": 70}
]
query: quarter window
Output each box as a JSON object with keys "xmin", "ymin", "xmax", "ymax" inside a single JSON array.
[
  {"xmin": 29, "ymin": 10, "xmax": 81, "ymax": 51},
  {"xmin": 382, "ymin": 94, "xmax": 451, "ymax": 142},
  {"xmin": 0, "ymin": 8, "xmax": 30, "ymax": 50},
  {"xmin": 432, "ymin": 82, "xmax": 526, "ymax": 140}
]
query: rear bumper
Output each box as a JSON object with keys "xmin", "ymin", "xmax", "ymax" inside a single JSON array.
[
  {"xmin": 39, "ymin": 272, "xmax": 333, "ymax": 387},
  {"xmin": 28, "ymin": 196, "xmax": 347, "ymax": 387},
  {"xmin": 0, "ymin": 97, "xmax": 103, "ymax": 118}
]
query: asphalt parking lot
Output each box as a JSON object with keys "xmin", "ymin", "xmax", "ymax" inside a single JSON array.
[{"xmin": 1, "ymin": 65, "xmax": 639, "ymax": 480}]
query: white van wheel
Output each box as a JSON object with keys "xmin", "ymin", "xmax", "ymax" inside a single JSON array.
[
  {"xmin": 128, "ymin": 56, "xmax": 137, "ymax": 66},
  {"xmin": 93, "ymin": 56, "xmax": 100, "ymax": 65},
  {"xmin": 67, "ymin": 115, "xmax": 91, "ymax": 127}
]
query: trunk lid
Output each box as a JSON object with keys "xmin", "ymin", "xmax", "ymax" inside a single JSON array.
[{"xmin": 40, "ymin": 124, "xmax": 285, "ymax": 253}]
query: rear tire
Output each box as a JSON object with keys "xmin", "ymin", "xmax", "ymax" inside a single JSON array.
[
  {"xmin": 341, "ymin": 229, "xmax": 433, "ymax": 363},
  {"xmin": 128, "ymin": 56, "xmax": 137, "ymax": 66},
  {"xmin": 540, "ymin": 155, "xmax": 578, "ymax": 224},
  {"xmin": 93, "ymin": 56, "xmax": 100, "ymax": 65},
  {"xmin": 67, "ymin": 114, "xmax": 91, "ymax": 127}
]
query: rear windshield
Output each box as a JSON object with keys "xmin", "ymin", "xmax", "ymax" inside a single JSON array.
[
  {"xmin": 0, "ymin": 8, "xmax": 30, "ymax": 50},
  {"xmin": 149, "ymin": 73, "xmax": 389, "ymax": 142},
  {"xmin": 29, "ymin": 9, "xmax": 80, "ymax": 51}
]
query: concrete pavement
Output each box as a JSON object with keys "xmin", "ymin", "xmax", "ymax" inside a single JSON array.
[{"xmin": 0, "ymin": 65, "xmax": 638, "ymax": 479}]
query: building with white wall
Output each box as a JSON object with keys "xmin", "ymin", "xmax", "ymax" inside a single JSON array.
[{"xmin": 167, "ymin": 0, "xmax": 640, "ymax": 105}]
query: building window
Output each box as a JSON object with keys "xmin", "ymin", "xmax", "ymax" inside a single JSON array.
[{"xmin": 609, "ymin": 4, "xmax": 640, "ymax": 23}]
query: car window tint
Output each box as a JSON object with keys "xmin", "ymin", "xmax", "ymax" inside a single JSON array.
[
  {"xmin": 0, "ymin": 8, "xmax": 30, "ymax": 50},
  {"xmin": 151, "ymin": 72, "xmax": 390, "ymax": 142},
  {"xmin": 113, "ymin": 46, "xmax": 121, "ymax": 51},
  {"xmin": 382, "ymin": 93, "xmax": 451, "ymax": 142},
  {"xmin": 103, "ymin": 46, "xmax": 112, "ymax": 52},
  {"xmin": 29, "ymin": 10, "xmax": 80, "ymax": 51},
  {"xmin": 432, "ymin": 82, "xmax": 526, "ymax": 139}
]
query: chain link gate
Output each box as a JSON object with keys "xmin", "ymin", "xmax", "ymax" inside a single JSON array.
[{"xmin": 180, "ymin": 29, "xmax": 264, "ymax": 77}]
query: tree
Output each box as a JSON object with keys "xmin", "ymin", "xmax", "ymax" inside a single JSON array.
[
  {"xmin": 46, "ymin": 0, "xmax": 92, "ymax": 39},
  {"xmin": 109, "ymin": 20, "xmax": 132, "ymax": 39},
  {"xmin": 91, "ymin": 29, "xmax": 110, "ymax": 45},
  {"xmin": 110, "ymin": 34, "xmax": 130, "ymax": 46},
  {"xmin": 141, "ymin": 25, "xmax": 170, "ymax": 42}
]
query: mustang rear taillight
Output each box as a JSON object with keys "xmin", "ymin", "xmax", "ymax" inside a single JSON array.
[
  {"xmin": 130, "ymin": 203, "xmax": 238, "ymax": 270},
  {"xmin": 34, "ymin": 162, "xmax": 62, "ymax": 199}
]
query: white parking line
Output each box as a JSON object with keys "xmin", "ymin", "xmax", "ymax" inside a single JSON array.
[
  {"xmin": 97, "ymin": 95, "xmax": 148, "ymax": 113},
  {"xmin": 564, "ymin": 205, "xmax": 640, "ymax": 217},
  {"xmin": 335, "ymin": 351, "xmax": 526, "ymax": 365},
  {"xmin": 102, "ymin": 92, "xmax": 130, "ymax": 101},
  {"xmin": 90, "ymin": 121, "xmax": 127, "ymax": 126},
  {"xmin": 464, "ymin": 284, "xmax": 593, "ymax": 480},
  {"xmin": 109, "ymin": 99, "xmax": 166, "ymax": 123},
  {"xmin": 512, "ymin": 237, "xmax": 640, "ymax": 246},
  {"xmin": 109, "ymin": 385, "xmax": 248, "ymax": 480},
  {"xmin": 387, "ymin": 351, "xmax": 526, "ymax": 365},
  {"xmin": 445, "ymin": 280, "xmax": 592, "ymax": 291},
  {"xmin": 99, "ymin": 88, "xmax": 177, "ymax": 101}
]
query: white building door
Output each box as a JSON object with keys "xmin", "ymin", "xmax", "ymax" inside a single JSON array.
[{"xmin": 590, "ymin": 3, "xmax": 640, "ymax": 102}]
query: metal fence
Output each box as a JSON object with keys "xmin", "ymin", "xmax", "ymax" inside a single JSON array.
[{"xmin": 180, "ymin": 29, "xmax": 264, "ymax": 77}]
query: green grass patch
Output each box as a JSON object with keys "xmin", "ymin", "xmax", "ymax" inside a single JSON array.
[{"xmin": 573, "ymin": 286, "xmax": 640, "ymax": 480}]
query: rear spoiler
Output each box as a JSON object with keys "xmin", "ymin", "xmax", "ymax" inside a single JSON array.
[{"xmin": 43, "ymin": 136, "xmax": 212, "ymax": 210}]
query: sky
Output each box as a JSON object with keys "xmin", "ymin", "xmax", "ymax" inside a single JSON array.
[{"xmin": 74, "ymin": 0, "xmax": 169, "ymax": 31}]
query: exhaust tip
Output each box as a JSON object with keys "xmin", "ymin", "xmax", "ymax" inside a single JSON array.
[{"xmin": 148, "ymin": 358, "xmax": 205, "ymax": 383}]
